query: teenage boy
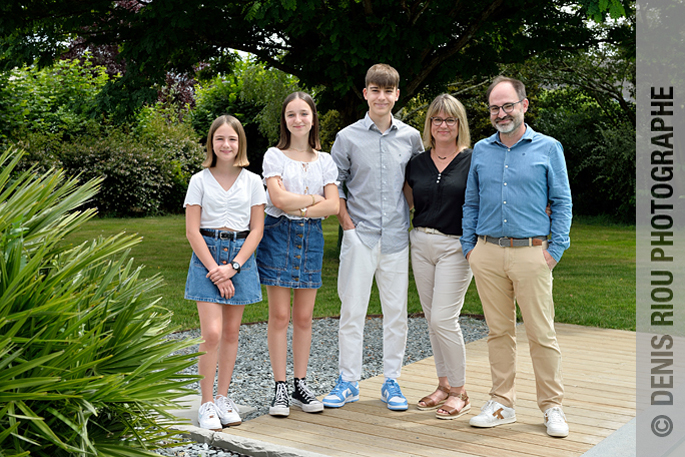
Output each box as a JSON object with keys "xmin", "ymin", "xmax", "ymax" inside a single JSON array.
[{"xmin": 324, "ymin": 63, "xmax": 424, "ymax": 411}]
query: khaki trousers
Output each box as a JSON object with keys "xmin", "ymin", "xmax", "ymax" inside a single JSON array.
[{"xmin": 468, "ymin": 238, "xmax": 563, "ymax": 412}]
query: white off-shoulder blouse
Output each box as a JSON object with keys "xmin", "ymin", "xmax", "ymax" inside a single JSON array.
[{"xmin": 262, "ymin": 147, "xmax": 339, "ymax": 219}]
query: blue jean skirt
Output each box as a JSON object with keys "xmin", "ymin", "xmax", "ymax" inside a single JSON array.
[
  {"xmin": 257, "ymin": 215, "xmax": 324, "ymax": 289},
  {"xmin": 184, "ymin": 234, "xmax": 262, "ymax": 305}
]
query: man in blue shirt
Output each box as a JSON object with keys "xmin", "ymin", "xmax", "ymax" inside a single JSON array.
[{"xmin": 461, "ymin": 76, "xmax": 573, "ymax": 438}]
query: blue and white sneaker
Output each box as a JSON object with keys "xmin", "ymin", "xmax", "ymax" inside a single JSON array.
[
  {"xmin": 322, "ymin": 375, "xmax": 360, "ymax": 408},
  {"xmin": 381, "ymin": 378, "xmax": 408, "ymax": 411}
]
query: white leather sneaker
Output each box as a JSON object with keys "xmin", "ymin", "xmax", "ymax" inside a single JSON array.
[
  {"xmin": 469, "ymin": 400, "xmax": 516, "ymax": 427},
  {"xmin": 215, "ymin": 395, "xmax": 241, "ymax": 427},
  {"xmin": 544, "ymin": 406, "xmax": 570, "ymax": 437},
  {"xmin": 197, "ymin": 401, "xmax": 222, "ymax": 431}
]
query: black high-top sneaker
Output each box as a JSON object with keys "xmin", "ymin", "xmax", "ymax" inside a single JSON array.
[
  {"xmin": 291, "ymin": 377, "xmax": 324, "ymax": 413},
  {"xmin": 269, "ymin": 381, "xmax": 290, "ymax": 416}
]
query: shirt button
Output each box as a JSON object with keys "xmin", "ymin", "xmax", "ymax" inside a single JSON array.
[
  {"xmin": 505, "ymin": 165, "xmax": 509, "ymax": 168},
  {"xmin": 504, "ymin": 183, "xmax": 507, "ymax": 186},
  {"xmin": 294, "ymin": 266, "xmax": 300, "ymax": 270},
  {"xmin": 297, "ymin": 234, "xmax": 303, "ymax": 238},
  {"xmin": 503, "ymin": 201, "xmax": 507, "ymax": 204},
  {"xmin": 507, "ymin": 148, "xmax": 511, "ymax": 152},
  {"xmin": 504, "ymin": 219, "xmax": 507, "ymax": 223},
  {"xmin": 295, "ymin": 255, "xmax": 301, "ymax": 259},
  {"xmin": 293, "ymin": 277, "xmax": 299, "ymax": 281},
  {"xmin": 297, "ymin": 245, "xmax": 302, "ymax": 249},
  {"xmin": 299, "ymin": 223, "xmax": 304, "ymax": 227},
  {"xmin": 222, "ymin": 261, "xmax": 227, "ymax": 264},
  {"xmin": 223, "ymin": 248, "xmax": 228, "ymax": 251}
]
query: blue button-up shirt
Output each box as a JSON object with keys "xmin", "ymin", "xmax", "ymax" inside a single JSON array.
[
  {"xmin": 461, "ymin": 125, "xmax": 572, "ymax": 262},
  {"xmin": 332, "ymin": 113, "xmax": 423, "ymax": 253}
]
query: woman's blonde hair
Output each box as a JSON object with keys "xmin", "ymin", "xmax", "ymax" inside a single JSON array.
[
  {"xmin": 422, "ymin": 94, "xmax": 471, "ymax": 151},
  {"xmin": 203, "ymin": 114, "xmax": 250, "ymax": 168}
]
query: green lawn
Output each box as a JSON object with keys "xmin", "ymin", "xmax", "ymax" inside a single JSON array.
[{"xmin": 62, "ymin": 215, "xmax": 636, "ymax": 331}]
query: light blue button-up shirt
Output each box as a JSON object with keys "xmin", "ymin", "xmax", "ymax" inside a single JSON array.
[
  {"xmin": 332, "ymin": 113, "xmax": 423, "ymax": 254},
  {"xmin": 461, "ymin": 125, "xmax": 572, "ymax": 262}
]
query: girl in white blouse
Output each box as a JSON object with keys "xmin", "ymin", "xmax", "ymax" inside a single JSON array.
[
  {"xmin": 184, "ymin": 115, "xmax": 266, "ymax": 430},
  {"xmin": 256, "ymin": 92, "xmax": 339, "ymax": 417}
]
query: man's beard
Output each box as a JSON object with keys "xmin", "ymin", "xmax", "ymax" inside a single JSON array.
[{"xmin": 493, "ymin": 114, "xmax": 521, "ymax": 134}]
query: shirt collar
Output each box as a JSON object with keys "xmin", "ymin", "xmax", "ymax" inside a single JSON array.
[
  {"xmin": 487, "ymin": 123, "xmax": 535, "ymax": 148},
  {"xmin": 362, "ymin": 112, "xmax": 399, "ymax": 132}
]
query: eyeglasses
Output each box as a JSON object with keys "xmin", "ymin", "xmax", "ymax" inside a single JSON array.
[
  {"xmin": 431, "ymin": 117, "xmax": 458, "ymax": 126},
  {"xmin": 488, "ymin": 99, "xmax": 525, "ymax": 115}
]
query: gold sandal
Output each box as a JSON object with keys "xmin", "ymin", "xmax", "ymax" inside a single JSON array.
[
  {"xmin": 416, "ymin": 385, "xmax": 450, "ymax": 411},
  {"xmin": 436, "ymin": 392, "xmax": 471, "ymax": 420}
]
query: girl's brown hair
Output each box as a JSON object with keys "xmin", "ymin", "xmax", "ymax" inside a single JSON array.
[{"xmin": 275, "ymin": 92, "xmax": 321, "ymax": 151}]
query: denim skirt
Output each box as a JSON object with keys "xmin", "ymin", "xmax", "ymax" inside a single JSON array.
[
  {"xmin": 257, "ymin": 215, "xmax": 324, "ymax": 289},
  {"xmin": 184, "ymin": 235, "xmax": 262, "ymax": 305}
]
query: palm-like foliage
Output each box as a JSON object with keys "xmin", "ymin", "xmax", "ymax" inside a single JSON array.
[{"xmin": 0, "ymin": 147, "xmax": 201, "ymax": 456}]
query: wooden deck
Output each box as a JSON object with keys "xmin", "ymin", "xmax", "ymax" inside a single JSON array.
[{"xmin": 223, "ymin": 323, "xmax": 635, "ymax": 457}]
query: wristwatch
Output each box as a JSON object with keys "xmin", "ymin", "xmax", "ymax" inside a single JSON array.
[{"xmin": 230, "ymin": 261, "xmax": 241, "ymax": 274}]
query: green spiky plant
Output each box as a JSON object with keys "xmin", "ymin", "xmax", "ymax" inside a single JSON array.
[{"xmin": 0, "ymin": 147, "xmax": 201, "ymax": 456}]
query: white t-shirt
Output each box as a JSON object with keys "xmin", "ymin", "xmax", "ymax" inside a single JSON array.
[
  {"xmin": 184, "ymin": 168, "xmax": 267, "ymax": 231},
  {"xmin": 262, "ymin": 147, "xmax": 339, "ymax": 219}
]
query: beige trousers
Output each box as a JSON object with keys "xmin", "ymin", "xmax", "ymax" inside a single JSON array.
[
  {"xmin": 468, "ymin": 238, "xmax": 563, "ymax": 412},
  {"xmin": 410, "ymin": 229, "xmax": 473, "ymax": 387}
]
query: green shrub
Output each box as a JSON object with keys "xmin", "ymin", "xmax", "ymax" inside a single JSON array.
[
  {"xmin": 0, "ymin": 57, "xmax": 110, "ymax": 141},
  {"xmin": 319, "ymin": 110, "xmax": 344, "ymax": 152},
  {"xmin": 191, "ymin": 74, "xmax": 269, "ymax": 173},
  {"xmin": 13, "ymin": 120, "xmax": 204, "ymax": 217},
  {"xmin": 0, "ymin": 147, "xmax": 201, "ymax": 456},
  {"xmin": 135, "ymin": 107, "xmax": 205, "ymax": 214},
  {"xmin": 535, "ymin": 88, "xmax": 636, "ymax": 223}
]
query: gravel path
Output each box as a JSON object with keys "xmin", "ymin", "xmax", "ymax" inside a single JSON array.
[{"xmin": 155, "ymin": 315, "xmax": 489, "ymax": 457}]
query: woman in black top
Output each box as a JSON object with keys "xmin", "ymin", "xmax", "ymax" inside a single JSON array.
[{"xmin": 404, "ymin": 94, "xmax": 473, "ymax": 420}]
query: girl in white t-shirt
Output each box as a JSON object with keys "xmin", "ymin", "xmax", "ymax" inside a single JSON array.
[
  {"xmin": 256, "ymin": 92, "xmax": 339, "ymax": 417},
  {"xmin": 183, "ymin": 115, "xmax": 266, "ymax": 430}
]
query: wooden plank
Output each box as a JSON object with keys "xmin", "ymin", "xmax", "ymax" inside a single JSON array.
[
  {"xmin": 215, "ymin": 324, "xmax": 635, "ymax": 457},
  {"xmin": 232, "ymin": 415, "xmax": 477, "ymax": 457},
  {"xmin": 321, "ymin": 402, "xmax": 592, "ymax": 455}
]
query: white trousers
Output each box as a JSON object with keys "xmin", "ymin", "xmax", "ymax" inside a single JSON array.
[
  {"xmin": 337, "ymin": 229, "xmax": 408, "ymax": 381},
  {"xmin": 410, "ymin": 229, "xmax": 473, "ymax": 387}
]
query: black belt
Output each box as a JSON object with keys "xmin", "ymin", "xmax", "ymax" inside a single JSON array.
[
  {"xmin": 479, "ymin": 235, "xmax": 547, "ymax": 247},
  {"xmin": 200, "ymin": 229, "xmax": 250, "ymax": 240}
]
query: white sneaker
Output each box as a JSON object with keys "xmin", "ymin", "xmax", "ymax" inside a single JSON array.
[
  {"xmin": 215, "ymin": 395, "xmax": 241, "ymax": 427},
  {"xmin": 197, "ymin": 401, "xmax": 222, "ymax": 430},
  {"xmin": 469, "ymin": 400, "xmax": 516, "ymax": 428},
  {"xmin": 544, "ymin": 406, "xmax": 569, "ymax": 437}
]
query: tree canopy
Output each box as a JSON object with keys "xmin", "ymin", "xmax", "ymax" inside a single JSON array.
[{"xmin": 1, "ymin": 0, "xmax": 631, "ymax": 123}]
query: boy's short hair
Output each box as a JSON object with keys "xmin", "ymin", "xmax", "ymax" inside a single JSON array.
[{"xmin": 365, "ymin": 63, "xmax": 400, "ymax": 89}]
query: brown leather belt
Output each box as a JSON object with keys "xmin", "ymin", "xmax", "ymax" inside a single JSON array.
[{"xmin": 479, "ymin": 235, "xmax": 547, "ymax": 247}]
